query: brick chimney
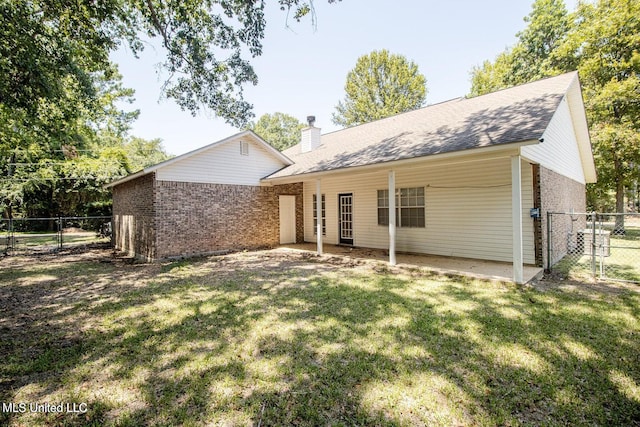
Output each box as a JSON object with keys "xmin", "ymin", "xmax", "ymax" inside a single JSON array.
[{"xmin": 300, "ymin": 115, "xmax": 321, "ymax": 153}]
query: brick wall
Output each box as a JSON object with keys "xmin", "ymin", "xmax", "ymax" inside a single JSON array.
[
  {"xmin": 540, "ymin": 166, "xmax": 586, "ymax": 269},
  {"xmin": 154, "ymin": 181, "xmax": 303, "ymax": 259},
  {"xmin": 111, "ymin": 173, "xmax": 156, "ymax": 260}
]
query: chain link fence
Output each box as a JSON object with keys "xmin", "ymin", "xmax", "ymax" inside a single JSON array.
[
  {"xmin": 1, "ymin": 216, "xmax": 112, "ymax": 255},
  {"xmin": 547, "ymin": 212, "xmax": 640, "ymax": 283}
]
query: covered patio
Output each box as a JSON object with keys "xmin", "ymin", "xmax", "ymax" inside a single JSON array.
[{"xmin": 280, "ymin": 243, "xmax": 543, "ymax": 284}]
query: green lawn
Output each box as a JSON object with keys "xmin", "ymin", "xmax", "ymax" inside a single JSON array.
[{"xmin": 1, "ymin": 249, "xmax": 639, "ymax": 426}]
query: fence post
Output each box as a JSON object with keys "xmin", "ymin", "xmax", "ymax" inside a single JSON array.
[
  {"xmin": 599, "ymin": 215, "xmax": 605, "ymax": 279},
  {"xmin": 546, "ymin": 211, "xmax": 552, "ymax": 272},
  {"xmin": 591, "ymin": 212, "xmax": 597, "ymax": 278},
  {"xmin": 58, "ymin": 216, "xmax": 63, "ymax": 250},
  {"xmin": 7, "ymin": 217, "xmax": 13, "ymax": 254}
]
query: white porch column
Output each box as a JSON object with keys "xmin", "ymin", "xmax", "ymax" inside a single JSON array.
[
  {"xmin": 316, "ymin": 178, "xmax": 323, "ymax": 256},
  {"xmin": 511, "ymin": 155, "xmax": 524, "ymax": 284},
  {"xmin": 388, "ymin": 170, "xmax": 397, "ymax": 265}
]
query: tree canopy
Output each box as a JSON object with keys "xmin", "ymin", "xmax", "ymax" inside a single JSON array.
[
  {"xmin": 0, "ymin": 55, "xmax": 170, "ymax": 218},
  {"xmin": 332, "ymin": 50, "xmax": 427, "ymax": 127},
  {"xmin": 469, "ymin": 0, "xmax": 640, "ymax": 229},
  {"xmin": 469, "ymin": 0, "xmax": 570, "ymax": 96},
  {"xmin": 1, "ymin": 0, "xmax": 339, "ymax": 218},
  {"xmin": 1, "ymin": 0, "xmax": 340, "ymax": 132},
  {"xmin": 247, "ymin": 113, "xmax": 305, "ymax": 151}
]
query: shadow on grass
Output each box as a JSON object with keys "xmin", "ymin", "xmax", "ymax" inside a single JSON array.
[{"xmin": 1, "ymin": 249, "xmax": 639, "ymax": 426}]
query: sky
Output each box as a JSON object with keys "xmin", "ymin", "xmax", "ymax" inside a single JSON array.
[{"xmin": 110, "ymin": 1, "xmax": 567, "ymax": 157}]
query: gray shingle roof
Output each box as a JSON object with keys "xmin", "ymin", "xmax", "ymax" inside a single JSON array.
[{"xmin": 266, "ymin": 72, "xmax": 578, "ymax": 180}]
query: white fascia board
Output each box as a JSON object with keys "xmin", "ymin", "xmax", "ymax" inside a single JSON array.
[
  {"xmin": 104, "ymin": 169, "xmax": 150, "ymax": 188},
  {"xmin": 567, "ymin": 75, "xmax": 597, "ymax": 183}
]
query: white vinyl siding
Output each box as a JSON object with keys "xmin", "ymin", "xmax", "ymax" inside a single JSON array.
[
  {"xmin": 156, "ymin": 137, "xmax": 285, "ymax": 186},
  {"xmin": 304, "ymin": 155, "xmax": 536, "ymax": 264},
  {"xmin": 521, "ymin": 97, "xmax": 586, "ymax": 184}
]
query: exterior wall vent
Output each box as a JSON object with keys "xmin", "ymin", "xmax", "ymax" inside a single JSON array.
[{"xmin": 240, "ymin": 140, "xmax": 249, "ymax": 156}]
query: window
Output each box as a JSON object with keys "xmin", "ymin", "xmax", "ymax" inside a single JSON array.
[
  {"xmin": 313, "ymin": 194, "xmax": 326, "ymax": 235},
  {"xmin": 377, "ymin": 190, "xmax": 389, "ymax": 226},
  {"xmin": 377, "ymin": 187, "xmax": 425, "ymax": 227},
  {"xmin": 240, "ymin": 140, "xmax": 249, "ymax": 155}
]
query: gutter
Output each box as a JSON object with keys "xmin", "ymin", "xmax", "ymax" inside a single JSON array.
[{"xmin": 261, "ymin": 139, "xmax": 539, "ymax": 185}]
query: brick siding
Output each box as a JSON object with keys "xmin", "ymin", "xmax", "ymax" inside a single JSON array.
[
  {"xmin": 154, "ymin": 181, "xmax": 303, "ymax": 260},
  {"xmin": 111, "ymin": 173, "xmax": 156, "ymax": 260},
  {"xmin": 540, "ymin": 166, "xmax": 586, "ymax": 269}
]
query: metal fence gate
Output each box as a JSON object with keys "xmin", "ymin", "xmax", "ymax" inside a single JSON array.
[
  {"xmin": 547, "ymin": 212, "xmax": 640, "ymax": 283},
  {"xmin": 1, "ymin": 216, "xmax": 112, "ymax": 255}
]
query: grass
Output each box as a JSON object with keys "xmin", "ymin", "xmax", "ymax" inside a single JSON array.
[
  {"xmin": 1, "ymin": 232, "xmax": 109, "ymax": 252},
  {"xmin": 553, "ymin": 227, "xmax": 640, "ymax": 283},
  {"xmin": 1, "ymin": 249, "xmax": 639, "ymax": 426}
]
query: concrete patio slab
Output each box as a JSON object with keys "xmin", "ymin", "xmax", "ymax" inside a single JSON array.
[{"xmin": 279, "ymin": 243, "xmax": 543, "ymax": 284}]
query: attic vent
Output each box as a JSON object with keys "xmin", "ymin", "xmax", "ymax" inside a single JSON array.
[{"xmin": 240, "ymin": 140, "xmax": 249, "ymax": 156}]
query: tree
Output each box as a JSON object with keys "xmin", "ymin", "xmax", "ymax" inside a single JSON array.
[
  {"xmin": 0, "ymin": 67, "xmax": 136, "ymax": 218},
  {"xmin": 468, "ymin": 53, "xmax": 516, "ymax": 97},
  {"xmin": 247, "ymin": 113, "xmax": 305, "ymax": 151},
  {"xmin": 1, "ymin": 0, "xmax": 340, "ymax": 132},
  {"xmin": 1, "ymin": 0, "xmax": 338, "ymax": 218},
  {"xmin": 1, "ymin": 133, "xmax": 171, "ymax": 219},
  {"xmin": 332, "ymin": 50, "xmax": 427, "ymax": 127},
  {"xmin": 0, "ymin": 68, "xmax": 169, "ymax": 218},
  {"xmin": 468, "ymin": 0, "xmax": 640, "ymax": 233},
  {"xmin": 124, "ymin": 138, "xmax": 171, "ymax": 172},
  {"xmin": 511, "ymin": 0, "xmax": 571, "ymax": 80},
  {"xmin": 469, "ymin": 0, "xmax": 570, "ymax": 96},
  {"xmin": 557, "ymin": 0, "xmax": 640, "ymax": 233}
]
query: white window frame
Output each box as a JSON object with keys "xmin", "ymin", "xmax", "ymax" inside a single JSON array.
[
  {"xmin": 313, "ymin": 194, "xmax": 326, "ymax": 235},
  {"xmin": 377, "ymin": 187, "xmax": 425, "ymax": 228}
]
